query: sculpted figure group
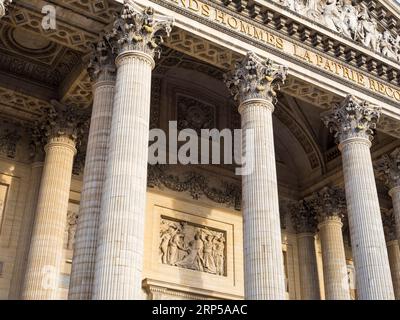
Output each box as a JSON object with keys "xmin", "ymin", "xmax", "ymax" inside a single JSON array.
[
  {"xmin": 159, "ymin": 218, "xmax": 226, "ymax": 276},
  {"xmin": 279, "ymin": 0, "xmax": 400, "ymax": 61}
]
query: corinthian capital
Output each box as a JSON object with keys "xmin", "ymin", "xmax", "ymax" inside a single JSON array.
[
  {"xmin": 224, "ymin": 51, "xmax": 288, "ymax": 104},
  {"xmin": 37, "ymin": 101, "xmax": 89, "ymax": 145},
  {"xmin": 311, "ymin": 186, "xmax": 346, "ymax": 223},
  {"xmin": 382, "ymin": 209, "xmax": 397, "ymax": 242},
  {"xmin": 322, "ymin": 95, "xmax": 381, "ymax": 144},
  {"xmin": 375, "ymin": 148, "xmax": 400, "ymax": 189},
  {"xmin": 0, "ymin": 0, "xmax": 12, "ymax": 18},
  {"xmin": 106, "ymin": 0, "xmax": 173, "ymax": 58},
  {"xmin": 87, "ymin": 39, "xmax": 116, "ymax": 83},
  {"xmin": 290, "ymin": 200, "xmax": 317, "ymax": 234}
]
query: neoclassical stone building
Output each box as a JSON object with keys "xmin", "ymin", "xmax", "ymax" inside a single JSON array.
[{"xmin": 0, "ymin": 0, "xmax": 399, "ymax": 300}]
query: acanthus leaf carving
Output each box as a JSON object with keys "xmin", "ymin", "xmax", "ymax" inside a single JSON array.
[
  {"xmin": 322, "ymin": 95, "xmax": 381, "ymax": 144},
  {"xmin": 36, "ymin": 100, "xmax": 90, "ymax": 146},
  {"xmin": 105, "ymin": 0, "xmax": 174, "ymax": 58},
  {"xmin": 0, "ymin": 128, "xmax": 20, "ymax": 158},
  {"xmin": 224, "ymin": 51, "xmax": 288, "ymax": 104},
  {"xmin": 382, "ymin": 209, "xmax": 396, "ymax": 242},
  {"xmin": 375, "ymin": 147, "xmax": 400, "ymax": 190},
  {"xmin": 87, "ymin": 39, "xmax": 117, "ymax": 83},
  {"xmin": 290, "ymin": 199, "xmax": 318, "ymax": 233},
  {"xmin": 310, "ymin": 186, "xmax": 346, "ymax": 223}
]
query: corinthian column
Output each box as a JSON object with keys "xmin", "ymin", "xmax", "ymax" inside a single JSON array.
[
  {"xmin": 22, "ymin": 102, "xmax": 88, "ymax": 300},
  {"xmin": 382, "ymin": 209, "xmax": 400, "ymax": 300},
  {"xmin": 322, "ymin": 95, "xmax": 394, "ymax": 300},
  {"xmin": 68, "ymin": 41, "xmax": 116, "ymax": 300},
  {"xmin": 92, "ymin": 2, "xmax": 173, "ymax": 300},
  {"xmin": 291, "ymin": 200, "xmax": 320, "ymax": 300},
  {"xmin": 225, "ymin": 52, "xmax": 288, "ymax": 299},
  {"xmin": 0, "ymin": 0, "xmax": 12, "ymax": 18},
  {"xmin": 375, "ymin": 148, "xmax": 400, "ymax": 240},
  {"xmin": 312, "ymin": 187, "xmax": 350, "ymax": 300}
]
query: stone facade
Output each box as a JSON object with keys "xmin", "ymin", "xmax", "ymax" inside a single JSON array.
[{"xmin": 0, "ymin": 0, "xmax": 399, "ymax": 301}]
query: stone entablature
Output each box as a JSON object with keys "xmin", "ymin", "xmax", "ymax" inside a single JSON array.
[{"xmin": 148, "ymin": 0, "xmax": 400, "ymax": 94}]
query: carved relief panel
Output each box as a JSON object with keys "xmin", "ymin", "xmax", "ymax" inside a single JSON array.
[
  {"xmin": 144, "ymin": 194, "xmax": 244, "ymax": 300},
  {"xmin": 159, "ymin": 216, "xmax": 226, "ymax": 276}
]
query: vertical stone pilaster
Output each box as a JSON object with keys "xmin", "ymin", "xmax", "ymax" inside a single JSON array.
[
  {"xmin": 68, "ymin": 41, "xmax": 116, "ymax": 300},
  {"xmin": 92, "ymin": 2, "xmax": 173, "ymax": 300},
  {"xmin": 382, "ymin": 209, "xmax": 400, "ymax": 299},
  {"xmin": 322, "ymin": 95, "xmax": 394, "ymax": 300},
  {"xmin": 291, "ymin": 200, "xmax": 320, "ymax": 300},
  {"xmin": 224, "ymin": 52, "xmax": 288, "ymax": 300},
  {"xmin": 21, "ymin": 102, "xmax": 88, "ymax": 300},
  {"xmin": 312, "ymin": 186, "xmax": 350, "ymax": 300}
]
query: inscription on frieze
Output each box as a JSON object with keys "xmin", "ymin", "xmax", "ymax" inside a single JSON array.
[
  {"xmin": 163, "ymin": 0, "xmax": 400, "ymax": 104},
  {"xmin": 159, "ymin": 216, "xmax": 226, "ymax": 276}
]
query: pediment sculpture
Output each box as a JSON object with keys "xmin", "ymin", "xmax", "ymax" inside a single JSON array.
[{"xmin": 278, "ymin": 0, "xmax": 400, "ymax": 62}]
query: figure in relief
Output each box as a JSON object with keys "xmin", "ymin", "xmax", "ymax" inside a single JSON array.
[
  {"xmin": 201, "ymin": 230, "xmax": 217, "ymax": 274},
  {"xmin": 160, "ymin": 223, "xmax": 177, "ymax": 264},
  {"xmin": 340, "ymin": 0, "xmax": 358, "ymax": 39},
  {"xmin": 168, "ymin": 231, "xmax": 187, "ymax": 265},
  {"xmin": 357, "ymin": 6, "xmax": 381, "ymax": 52},
  {"xmin": 175, "ymin": 231, "xmax": 205, "ymax": 271},
  {"xmin": 304, "ymin": 0, "xmax": 324, "ymax": 21},
  {"xmin": 322, "ymin": 0, "xmax": 346, "ymax": 34},
  {"xmin": 213, "ymin": 234, "xmax": 226, "ymax": 276},
  {"xmin": 278, "ymin": 0, "xmax": 400, "ymax": 61},
  {"xmin": 380, "ymin": 31, "xmax": 397, "ymax": 60},
  {"xmin": 159, "ymin": 217, "xmax": 226, "ymax": 276},
  {"xmin": 281, "ymin": 0, "xmax": 304, "ymax": 13}
]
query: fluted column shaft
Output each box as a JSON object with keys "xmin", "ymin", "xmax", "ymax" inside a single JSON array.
[
  {"xmin": 92, "ymin": 51, "xmax": 154, "ymax": 300},
  {"xmin": 340, "ymin": 138, "xmax": 394, "ymax": 299},
  {"xmin": 389, "ymin": 187, "xmax": 400, "ymax": 240},
  {"xmin": 240, "ymin": 99, "xmax": 286, "ymax": 300},
  {"xmin": 69, "ymin": 71, "xmax": 115, "ymax": 300},
  {"xmin": 297, "ymin": 233, "xmax": 320, "ymax": 300},
  {"xmin": 8, "ymin": 161, "xmax": 44, "ymax": 299},
  {"xmin": 318, "ymin": 217, "xmax": 350, "ymax": 300},
  {"xmin": 224, "ymin": 52, "xmax": 287, "ymax": 300},
  {"xmin": 386, "ymin": 240, "xmax": 400, "ymax": 299},
  {"xmin": 22, "ymin": 136, "xmax": 76, "ymax": 300}
]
